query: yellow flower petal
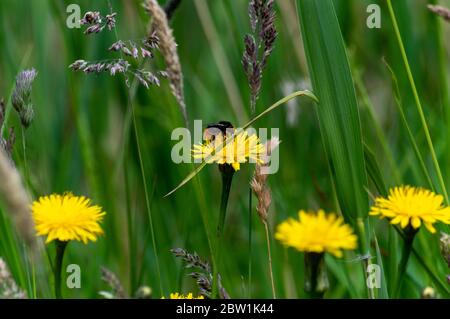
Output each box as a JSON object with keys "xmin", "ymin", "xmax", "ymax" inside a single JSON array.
[{"xmin": 411, "ymin": 217, "xmax": 421, "ymax": 229}]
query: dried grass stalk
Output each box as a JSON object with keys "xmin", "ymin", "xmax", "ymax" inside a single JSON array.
[
  {"xmin": 0, "ymin": 148, "xmax": 35, "ymax": 249},
  {"xmin": 143, "ymin": 0, "xmax": 188, "ymax": 126},
  {"xmin": 250, "ymin": 137, "xmax": 280, "ymax": 298},
  {"xmin": 250, "ymin": 137, "xmax": 280, "ymax": 223}
]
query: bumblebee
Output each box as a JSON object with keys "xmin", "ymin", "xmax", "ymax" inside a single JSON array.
[
  {"xmin": 203, "ymin": 121, "xmax": 234, "ymax": 144},
  {"xmin": 203, "ymin": 121, "xmax": 235, "ymax": 174}
]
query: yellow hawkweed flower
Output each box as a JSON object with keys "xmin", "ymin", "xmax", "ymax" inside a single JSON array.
[
  {"xmin": 369, "ymin": 185, "xmax": 450, "ymax": 233},
  {"xmin": 275, "ymin": 210, "xmax": 357, "ymax": 257},
  {"xmin": 165, "ymin": 292, "xmax": 204, "ymax": 299},
  {"xmin": 32, "ymin": 193, "xmax": 105, "ymax": 244},
  {"xmin": 192, "ymin": 130, "xmax": 265, "ymax": 171}
]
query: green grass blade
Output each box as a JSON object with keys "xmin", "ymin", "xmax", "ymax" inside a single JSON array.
[
  {"xmin": 354, "ymin": 68, "xmax": 401, "ymax": 186},
  {"xmin": 296, "ymin": 0, "xmax": 369, "ymax": 237},
  {"xmin": 373, "ymin": 233, "xmax": 389, "ymax": 299},
  {"xmin": 364, "ymin": 144, "xmax": 388, "ymax": 196},
  {"xmin": 387, "ymin": 0, "xmax": 448, "ymax": 202},
  {"xmin": 383, "ymin": 59, "xmax": 434, "ymax": 190}
]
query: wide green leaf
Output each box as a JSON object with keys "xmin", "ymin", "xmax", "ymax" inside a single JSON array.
[{"xmin": 296, "ymin": 0, "xmax": 369, "ymax": 230}]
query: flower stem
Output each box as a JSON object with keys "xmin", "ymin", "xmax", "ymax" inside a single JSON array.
[
  {"xmin": 217, "ymin": 166, "xmax": 234, "ymax": 237},
  {"xmin": 393, "ymin": 228, "xmax": 416, "ymax": 298},
  {"xmin": 212, "ymin": 165, "xmax": 234, "ymax": 298},
  {"xmin": 247, "ymin": 187, "xmax": 252, "ymax": 298},
  {"xmin": 54, "ymin": 240, "xmax": 68, "ymax": 299},
  {"xmin": 263, "ymin": 220, "xmax": 276, "ymax": 298},
  {"xmin": 304, "ymin": 252, "xmax": 328, "ymax": 299},
  {"xmin": 21, "ymin": 126, "xmax": 29, "ymax": 189}
]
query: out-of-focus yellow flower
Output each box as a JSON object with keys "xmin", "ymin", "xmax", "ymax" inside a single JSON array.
[
  {"xmin": 275, "ymin": 210, "xmax": 357, "ymax": 257},
  {"xmin": 164, "ymin": 292, "xmax": 204, "ymax": 299}
]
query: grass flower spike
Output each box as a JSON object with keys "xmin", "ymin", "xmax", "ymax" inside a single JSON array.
[
  {"xmin": 275, "ymin": 210, "xmax": 357, "ymax": 258},
  {"xmin": 369, "ymin": 186, "xmax": 450, "ymax": 233},
  {"xmin": 32, "ymin": 193, "xmax": 105, "ymax": 244},
  {"xmin": 192, "ymin": 130, "xmax": 265, "ymax": 171}
]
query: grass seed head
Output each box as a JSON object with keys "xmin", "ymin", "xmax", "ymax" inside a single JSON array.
[
  {"xmin": 440, "ymin": 232, "xmax": 450, "ymax": 268},
  {"xmin": 11, "ymin": 68, "xmax": 37, "ymax": 128},
  {"xmin": 143, "ymin": 0, "xmax": 188, "ymax": 126}
]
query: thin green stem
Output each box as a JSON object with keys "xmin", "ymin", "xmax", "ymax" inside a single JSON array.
[
  {"xmin": 393, "ymin": 230, "xmax": 416, "ymax": 298},
  {"xmin": 107, "ymin": 0, "xmax": 162, "ymax": 296},
  {"xmin": 387, "ymin": 0, "xmax": 448, "ymax": 203},
  {"xmin": 124, "ymin": 157, "xmax": 136, "ymax": 293},
  {"xmin": 356, "ymin": 218, "xmax": 374, "ymax": 299},
  {"xmin": 363, "ymin": 258, "xmax": 375, "ymax": 299},
  {"xmin": 383, "ymin": 59, "xmax": 434, "ymax": 191},
  {"xmin": 247, "ymin": 188, "xmax": 252, "ymax": 298},
  {"xmin": 31, "ymin": 258, "xmax": 36, "ymax": 299},
  {"xmin": 213, "ymin": 166, "xmax": 234, "ymax": 298},
  {"xmin": 304, "ymin": 252, "xmax": 326, "ymax": 299},
  {"xmin": 217, "ymin": 168, "xmax": 234, "ymax": 238},
  {"xmin": 354, "ymin": 69, "xmax": 401, "ymax": 185},
  {"xmin": 54, "ymin": 240, "xmax": 67, "ymax": 299},
  {"xmin": 21, "ymin": 127, "xmax": 29, "ymax": 189},
  {"xmin": 263, "ymin": 221, "xmax": 276, "ymax": 298},
  {"xmin": 130, "ymin": 76, "xmax": 162, "ymax": 298}
]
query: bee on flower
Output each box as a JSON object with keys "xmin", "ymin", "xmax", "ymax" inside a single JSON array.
[{"xmin": 192, "ymin": 121, "xmax": 266, "ymax": 172}]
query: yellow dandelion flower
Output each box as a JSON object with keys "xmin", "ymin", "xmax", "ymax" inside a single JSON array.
[
  {"xmin": 275, "ymin": 210, "xmax": 357, "ymax": 257},
  {"xmin": 165, "ymin": 292, "xmax": 204, "ymax": 299},
  {"xmin": 32, "ymin": 193, "xmax": 105, "ymax": 244},
  {"xmin": 369, "ymin": 185, "xmax": 450, "ymax": 233},
  {"xmin": 192, "ymin": 130, "xmax": 265, "ymax": 171}
]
